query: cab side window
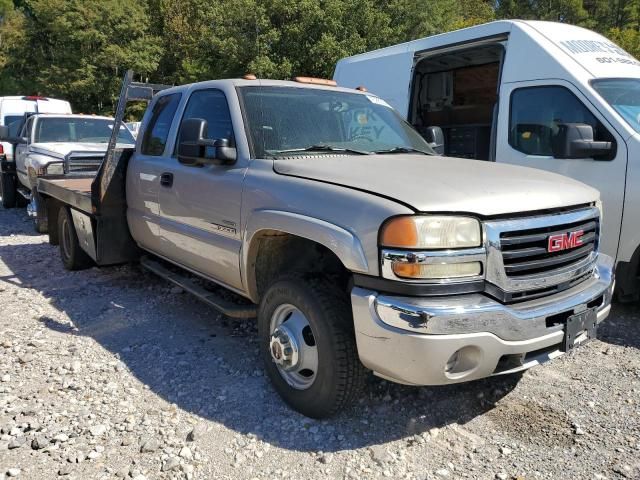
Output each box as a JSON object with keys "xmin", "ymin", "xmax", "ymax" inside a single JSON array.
[
  {"xmin": 141, "ymin": 93, "xmax": 181, "ymax": 156},
  {"xmin": 176, "ymin": 89, "xmax": 234, "ymax": 151},
  {"xmin": 509, "ymin": 86, "xmax": 613, "ymax": 158}
]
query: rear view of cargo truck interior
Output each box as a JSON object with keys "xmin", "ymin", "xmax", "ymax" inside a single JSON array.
[{"xmin": 410, "ymin": 43, "xmax": 503, "ymax": 160}]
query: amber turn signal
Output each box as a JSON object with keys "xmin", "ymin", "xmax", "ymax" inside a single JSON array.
[
  {"xmin": 391, "ymin": 261, "xmax": 482, "ymax": 280},
  {"xmin": 380, "ymin": 216, "xmax": 419, "ymax": 248}
]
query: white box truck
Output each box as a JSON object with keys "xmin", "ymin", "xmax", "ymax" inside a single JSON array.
[{"xmin": 334, "ymin": 20, "xmax": 640, "ymax": 301}]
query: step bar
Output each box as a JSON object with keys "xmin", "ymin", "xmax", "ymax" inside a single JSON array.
[{"xmin": 140, "ymin": 256, "xmax": 257, "ymax": 319}]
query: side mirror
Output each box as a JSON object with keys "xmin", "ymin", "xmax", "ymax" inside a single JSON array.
[
  {"xmin": 0, "ymin": 125, "xmax": 27, "ymax": 144},
  {"xmin": 177, "ymin": 118, "xmax": 237, "ymax": 166},
  {"xmin": 552, "ymin": 123, "xmax": 614, "ymax": 160},
  {"xmin": 422, "ymin": 126, "xmax": 445, "ymax": 155}
]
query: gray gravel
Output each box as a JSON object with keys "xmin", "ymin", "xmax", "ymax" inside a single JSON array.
[{"xmin": 1, "ymin": 205, "xmax": 639, "ymax": 479}]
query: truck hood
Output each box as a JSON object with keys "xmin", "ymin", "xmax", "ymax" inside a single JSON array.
[
  {"xmin": 273, "ymin": 154, "xmax": 599, "ymax": 216},
  {"xmin": 30, "ymin": 142, "xmax": 129, "ymax": 158}
]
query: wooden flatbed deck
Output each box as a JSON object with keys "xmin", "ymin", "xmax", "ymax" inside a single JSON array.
[{"xmin": 37, "ymin": 176, "xmax": 94, "ymax": 214}]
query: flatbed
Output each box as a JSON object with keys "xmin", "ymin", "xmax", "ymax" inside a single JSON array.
[{"xmin": 37, "ymin": 177, "xmax": 93, "ymax": 214}]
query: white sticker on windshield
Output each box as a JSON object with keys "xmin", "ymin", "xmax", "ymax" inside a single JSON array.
[{"xmin": 366, "ymin": 95, "xmax": 392, "ymax": 108}]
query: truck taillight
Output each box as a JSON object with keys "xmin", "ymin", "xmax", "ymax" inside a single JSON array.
[{"xmin": 0, "ymin": 144, "xmax": 4, "ymax": 154}]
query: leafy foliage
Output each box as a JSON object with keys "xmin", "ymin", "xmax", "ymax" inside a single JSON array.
[{"xmin": 0, "ymin": 0, "xmax": 637, "ymax": 115}]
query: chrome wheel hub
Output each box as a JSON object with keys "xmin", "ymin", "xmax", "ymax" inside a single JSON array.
[
  {"xmin": 269, "ymin": 304, "xmax": 318, "ymax": 390},
  {"xmin": 269, "ymin": 325, "xmax": 299, "ymax": 370}
]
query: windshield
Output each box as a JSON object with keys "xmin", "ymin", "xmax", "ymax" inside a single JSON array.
[
  {"xmin": 34, "ymin": 117, "xmax": 135, "ymax": 144},
  {"xmin": 592, "ymin": 78, "xmax": 640, "ymax": 133},
  {"xmin": 238, "ymin": 86, "xmax": 434, "ymax": 158}
]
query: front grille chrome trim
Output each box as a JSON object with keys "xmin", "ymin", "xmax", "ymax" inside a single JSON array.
[
  {"xmin": 381, "ymin": 248, "xmax": 486, "ymax": 284},
  {"xmin": 485, "ymin": 207, "xmax": 600, "ymax": 294}
]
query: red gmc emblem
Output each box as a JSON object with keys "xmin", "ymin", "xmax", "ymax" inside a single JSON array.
[{"xmin": 548, "ymin": 230, "xmax": 584, "ymax": 253}]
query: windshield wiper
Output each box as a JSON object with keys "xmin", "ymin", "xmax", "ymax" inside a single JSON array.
[
  {"xmin": 373, "ymin": 146, "xmax": 435, "ymax": 156},
  {"xmin": 270, "ymin": 144, "xmax": 372, "ymax": 156}
]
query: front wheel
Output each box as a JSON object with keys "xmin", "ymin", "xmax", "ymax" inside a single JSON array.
[
  {"xmin": 32, "ymin": 189, "xmax": 48, "ymax": 233},
  {"xmin": 258, "ymin": 274, "xmax": 366, "ymax": 418}
]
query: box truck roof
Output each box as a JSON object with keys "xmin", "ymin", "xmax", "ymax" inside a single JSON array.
[
  {"xmin": 0, "ymin": 96, "xmax": 72, "ymax": 125},
  {"xmin": 334, "ymin": 20, "xmax": 640, "ymax": 116}
]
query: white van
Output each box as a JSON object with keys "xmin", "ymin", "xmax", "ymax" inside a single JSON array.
[
  {"xmin": 334, "ymin": 20, "xmax": 640, "ymax": 301},
  {"xmin": 0, "ymin": 96, "xmax": 72, "ymax": 160}
]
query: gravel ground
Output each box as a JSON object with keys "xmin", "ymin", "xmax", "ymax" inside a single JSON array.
[{"xmin": 1, "ymin": 206, "xmax": 639, "ymax": 480}]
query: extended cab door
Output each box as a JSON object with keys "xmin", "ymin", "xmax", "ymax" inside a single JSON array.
[
  {"xmin": 126, "ymin": 91, "xmax": 183, "ymax": 252},
  {"xmin": 496, "ymin": 80, "xmax": 627, "ymax": 260},
  {"xmin": 14, "ymin": 116, "xmax": 33, "ymax": 189},
  {"xmin": 157, "ymin": 87, "xmax": 246, "ymax": 291}
]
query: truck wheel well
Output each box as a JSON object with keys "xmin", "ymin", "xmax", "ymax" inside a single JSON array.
[
  {"xmin": 250, "ymin": 232, "xmax": 351, "ymax": 302},
  {"xmin": 615, "ymin": 242, "xmax": 640, "ymax": 303}
]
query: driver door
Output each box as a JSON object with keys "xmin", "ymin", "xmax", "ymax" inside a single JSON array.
[
  {"xmin": 157, "ymin": 88, "xmax": 247, "ymax": 291},
  {"xmin": 15, "ymin": 116, "xmax": 33, "ymax": 188},
  {"xmin": 496, "ymin": 80, "xmax": 627, "ymax": 260}
]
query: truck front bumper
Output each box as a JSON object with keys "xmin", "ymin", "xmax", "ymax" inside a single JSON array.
[{"xmin": 351, "ymin": 254, "xmax": 614, "ymax": 386}]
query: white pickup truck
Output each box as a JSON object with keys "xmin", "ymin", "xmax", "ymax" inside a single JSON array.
[
  {"xmin": 34, "ymin": 72, "xmax": 613, "ymax": 418},
  {"xmin": 0, "ymin": 113, "xmax": 135, "ymax": 232},
  {"xmin": 0, "ymin": 95, "xmax": 71, "ymax": 161}
]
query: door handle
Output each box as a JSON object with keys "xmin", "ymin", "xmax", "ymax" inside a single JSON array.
[{"xmin": 160, "ymin": 172, "xmax": 173, "ymax": 187}]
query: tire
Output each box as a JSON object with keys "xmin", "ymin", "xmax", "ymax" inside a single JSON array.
[
  {"xmin": 1, "ymin": 172, "xmax": 17, "ymax": 208},
  {"xmin": 258, "ymin": 273, "xmax": 366, "ymax": 418},
  {"xmin": 32, "ymin": 189, "xmax": 48, "ymax": 233},
  {"xmin": 615, "ymin": 289, "xmax": 639, "ymax": 304},
  {"xmin": 58, "ymin": 207, "xmax": 92, "ymax": 270},
  {"xmin": 16, "ymin": 190, "xmax": 28, "ymax": 208}
]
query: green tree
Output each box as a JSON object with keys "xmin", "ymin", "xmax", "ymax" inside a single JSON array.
[
  {"xmin": 0, "ymin": 0, "xmax": 161, "ymax": 113},
  {"xmin": 496, "ymin": 0, "xmax": 588, "ymax": 23},
  {"xmin": 155, "ymin": 0, "xmax": 397, "ymax": 81},
  {"xmin": 385, "ymin": 0, "xmax": 494, "ymax": 42},
  {"xmin": 0, "ymin": 0, "xmax": 639, "ymax": 115}
]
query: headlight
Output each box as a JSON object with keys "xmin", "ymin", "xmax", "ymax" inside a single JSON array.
[
  {"xmin": 45, "ymin": 163, "xmax": 64, "ymax": 175},
  {"xmin": 380, "ymin": 215, "xmax": 481, "ymax": 249}
]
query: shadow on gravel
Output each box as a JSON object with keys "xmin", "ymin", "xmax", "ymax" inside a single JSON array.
[
  {"xmin": 598, "ymin": 302, "xmax": 640, "ymax": 349},
  {"xmin": 0, "ymin": 207, "xmax": 41, "ymax": 238},
  {"xmin": 1, "ymin": 234, "xmax": 520, "ymax": 453}
]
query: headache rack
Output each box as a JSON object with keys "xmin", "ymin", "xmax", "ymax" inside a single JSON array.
[{"xmin": 37, "ymin": 71, "xmax": 172, "ymax": 265}]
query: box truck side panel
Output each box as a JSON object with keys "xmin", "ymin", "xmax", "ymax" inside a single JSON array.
[{"xmin": 523, "ymin": 21, "xmax": 640, "ymax": 80}]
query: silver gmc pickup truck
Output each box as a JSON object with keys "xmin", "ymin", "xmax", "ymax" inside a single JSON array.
[{"xmin": 36, "ymin": 72, "xmax": 614, "ymax": 418}]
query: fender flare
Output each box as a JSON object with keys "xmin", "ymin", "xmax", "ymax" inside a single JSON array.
[
  {"xmin": 242, "ymin": 209, "xmax": 370, "ymax": 300},
  {"xmin": 24, "ymin": 153, "xmax": 59, "ymax": 188}
]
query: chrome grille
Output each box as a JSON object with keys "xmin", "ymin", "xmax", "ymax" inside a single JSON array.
[
  {"xmin": 484, "ymin": 207, "xmax": 600, "ymax": 297},
  {"xmin": 500, "ymin": 218, "xmax": 598, "ymax": 277},
  {"xmin": 64, "ymin": 154, "xmax": 104, "ymax": 174}
]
